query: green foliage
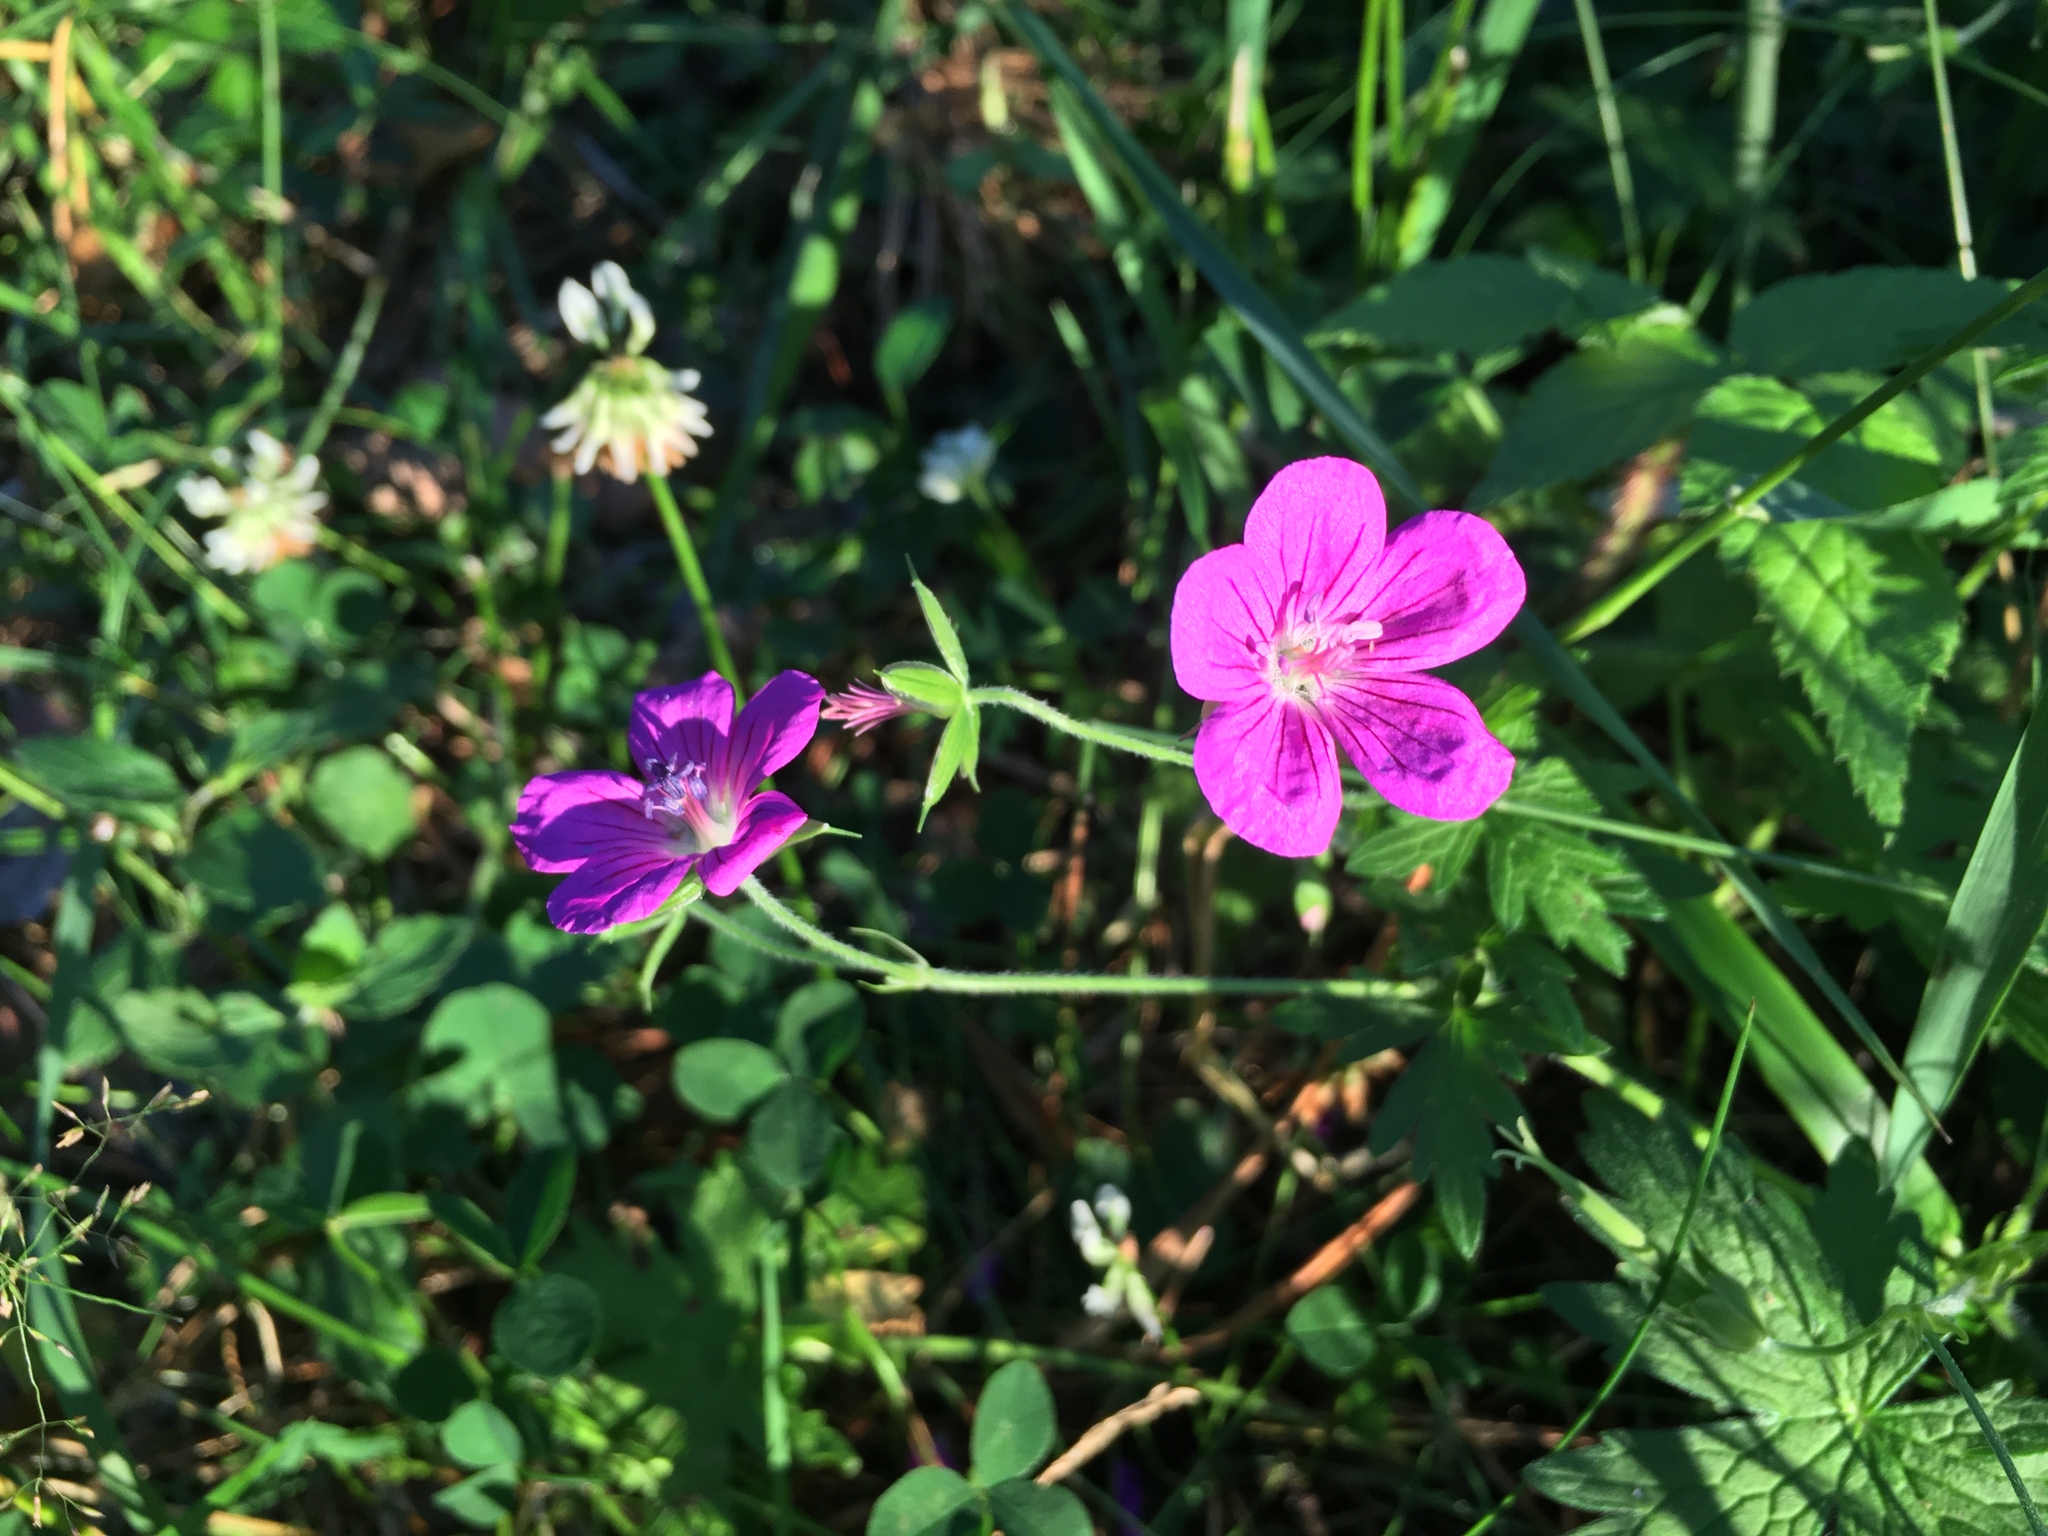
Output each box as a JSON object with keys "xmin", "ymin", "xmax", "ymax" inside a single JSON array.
[
  {"xmin": 970, "ymin": 1360, "xmax": 1058, "ymax": 1484},
  {"xmin": 307, "ymin": 745, "xmax": 418, "ymax": 860},
  {"xmin": 1286, "ymin": 1285, "xmax": 1378, "ymax": 1378}
]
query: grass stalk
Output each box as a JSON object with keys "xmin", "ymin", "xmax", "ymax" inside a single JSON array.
[
  {"xmin": 258, "ymin": 0, "xmax": 284, "ymax": 373},
  {"xmin": 1921, "ymin": 0, "xmax": 2001, "ymax": 474},
  {"xmin": 648, "ymin": 471, "xmax": 739, "ymax": 686},
  {"xmin": 1571, "ymin": 0, "xmax": 1646, "ymax": 283},
  {"xmin": 1731, "ymin": 0, "xmax": 1784, "ymax": 307}
]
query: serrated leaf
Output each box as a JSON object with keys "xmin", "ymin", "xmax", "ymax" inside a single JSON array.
[
  {"xmin": 1346, "ymin": 810, "xmax": 1484, "ymax": 897},
  {"xmin": 1721, "ymin": 520, "xmax": 1962, "ymax": 828},
  {"xmin": 1531, "ymin": 1094, "xmax": 2048, "ymax": 1535},
  {"xmin": 1483, "ymin": 760, "xmax": 1664, "ymax": 976},
  {"xmin": 1369, "ymin": 1010, "xmax": 1542, "ymax": 1258}
]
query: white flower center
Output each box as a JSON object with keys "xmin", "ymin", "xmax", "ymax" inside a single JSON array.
[
  {"xmin": 641, "ymin": 759, "xmax": 738, "ymax": 852},
  {"xmin": 1267, "ymin": 588, "xmax": 1384, "ymax": 705}
]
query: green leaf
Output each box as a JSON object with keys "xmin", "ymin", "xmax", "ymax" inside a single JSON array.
[
  {"xmin": 920, "ymin": 707, "xmax": 980, "ymax": 831},
  {"xmin": 432, "ymin": 1467, "xmax": 518, "ymax": 1530},
  {"xmin": 1683, "ymin": 374, "xmax": 1948, "ymax": 517},
  {"xmin": 971, "ymin": 1360, "xmax": 1058, "ymax": 1484},
  {"xmin": 441, "ymin": 1401, "xmax": 522, "ymax": 1470},
  {"xmin": 411, "ymin": 985, "xmax": 564, "ymax": 1147},
  {"xmin": 1883, "ymin": 699, "xmax": 2048, "ymax": 1183},
  {"xmin": 391, "ymin": 1347, "xmax": 475, "ymax": 1423},
  {"xmin": 1720, "ymin": 519, "xmax": 1961, "ymax": 828},
  {"xmin": 985, "ymin": 1479, "xmax": 1089, "ymax": 1536},
  {"xmin": 865, "ymin": 1467, "xmax": 981, "ymax": 1536},
  {"xmin": 113, "ymin": 988, "xmax": 324, "ymax": 1107},
  {"xmin": 1731, "ymin": 267, "xmax": 2048, "ymax": 376},
  {"xmin": 671, "ymin": 1038, "xmax": 789, "ymax": 1124},
  {"xmin": 492, "ymin": 1273, "xmax": 602, "ymax": 1377},
  {"xmin": 1346, "ymin": 809, "xmax": 1485, "ymax": 896},
  {"xmin": 187, "ymin": 806, "xmax": 325, "ymax": 915},
  {"xmin": 307, "ymin": 745, "xmax": 418, "ymax": 860},
  {"xmin": 912, "ymin": 573, "xmax": 971, "ymax": 685},
  {"xmin": 745, "ymin": 1081, "xmax": 840, "ymax": 1198},
  {"xmin": 776, "ymin": 979, "xmax": 864, "ymax": 1078},
  {"xmin": 505, "ymin": 1149, "xmax": 578, "ymax": 1271},
  {"xmin": 1530, "ymin": 1093, "xmax": 2048, "ymax": 1535},
  {"xmin": 1483, "ymin": 759, "xmax": 1664, "ymax": 976},
  {"xmin": 1285, "ymin": 1286, "xmax": 1378, "ymax": 1378},
  {"xmin": 1369, "ymin": 1010, "xmax": 1538, "ymax": 1258},
  {"xmin": 14, "ymin": 735, "xmax": 181, "ymax": 820},
  {"xmin": 874, "ymin": 295, "xmax": 953, "ymax": 401},
  {"xmin": 1311, "ymin": 253, "xmax": 1575, "ymax": 356},
  {"xmin": 1472, "ymin": 327, "xmax": 1725, "ymax": 505},
  {"xmin": 345, "ymin": 914, "xmax": 473, "ymax": 1020}
]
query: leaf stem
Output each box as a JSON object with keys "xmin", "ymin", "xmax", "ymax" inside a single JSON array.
[
  {"xmin": 648, "ymin": 472, "xmax": 739, "ymax": 686},
  {"xmin": 1926, "ymin": 1330, "xmax": 2048, "ymax": 1536},
  {"xmin": 1460, "ymin": 1006, "xmax": 1755, "ymax": 1536}
]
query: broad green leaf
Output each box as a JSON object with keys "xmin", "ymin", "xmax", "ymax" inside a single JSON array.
[
  {"xmin": 745, "ymin": 1081, "xmax": 840, "ymax": 1198},
  {"xmin": 1472, "ymin": 327, "xmax": 1725, "ymax": 505},
  {"xmin": 1883, "ymin": 699, "xmax": 2048, "ymax": 1183},
  {"xmin": 505, "ymin": 1149, "xmax": 578, "ymax": 1271},
  {"xmin": 672, "ymin": 1038, "xmax": 789, "ymax": 1123},
  {"xmin": 1731, "ymin": 266, "xmax": 2048, "ymax": 376},
  {"xmin": 1285, "ymin": 1286, "xmax": 1378, "ymax": 1378},
  {"xmin": 441, "ymin": 1401, "xmax": 521, "ymax": 1470},
  {"xmin": 492, "ymin": 1273, "xmax": 602, "ymax": 1377},
  {"xmin": 113, "ymin": 988, "xmax": 324, "ymax": 1107},
  {"xmin": 412, "ymin": 985, "xmax": 564, "ymax": 1147},
  {"xmin": 1483, "ymin": 759, "xmax": 1664, "ymax": 976},
  {"xmin": 432, "ymin": 1468, "xmax": 517, "ymax": 1530},
  {"xmin": 187, "ymin": 806, "xmax": 324, "ymax": 915},
  {"xmin": 1683, "ymin": 374, "xmax": 1948, "ymax": 517},
  {"xmin": 391, "ymin": 1347, "xmax": 475, "ymax": 1423},
  {"xmin": 985, "ymin": 1479, "xmax": 1088, "ymax": 1536},
  {"xmin": 874, "ymin": 296, "xmax": 953, "ymax": 402},
  {"xmin": 865, "ymin": 1467, "xmax": 980, "ymax": 1536},
  {"xmin": 1530, "ymin": 1093, "xmax": 2048, "ymax": 1535},
  {"xmin": 1369, "ymin": 1010, "xmax": 1541, "ymax": 1257},
  {"xmin": 1345, "ymin": 809, "xmax": 1485, "ymax": 895},
  {"xmin": 971, "ymin": 1360, "xmax": 1057, "ymax": 1484},
  {"xmin": 345, "ymin": 914, "xmax": 473, "ymax": 1020},
  {"xmin": 1312, "ymin": 254, "xmax": 1573, "ymax": 356},
  {"xmin": 14, "ymin": 735, "xmax": 182, "ymax": 817},
  {"xmin": 308, "ymin": 745, "xmax": 417, "ymax": 860},
  {"xmin": 1720, "ymin": 519, "xmax": 1961, "ymax": 828},
  {"xmin": 776, "ymin": 979, "xmax": 864, "ymax": 1078}
]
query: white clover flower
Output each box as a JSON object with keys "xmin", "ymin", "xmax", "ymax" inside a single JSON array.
[
  {"xmin": 917, "ymin": 424, "xmax": 996, "ymax": 504},
  {"xmin": 1069, "ymin": 1183, "xmax": 1162, "ymax": 1342},
  {"xmin": 178, "ymin": 429, "xmax": 326, "ymax": 575},
  {"xmin": 543, "ymin": 262, "xmax": 711, "ymax": 484}
]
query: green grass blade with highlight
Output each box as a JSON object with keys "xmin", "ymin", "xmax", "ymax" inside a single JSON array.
[{"xmin": 1882, "ymin": 701, "xmax": 2048, "ymax": 1186}]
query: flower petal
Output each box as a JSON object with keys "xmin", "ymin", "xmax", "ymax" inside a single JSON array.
[
  {"xmin": 1355, "ymin": 511, "xmax": 1526, "ymax": 670},
  {"xmin": 1193, "ymin": 697, "xmax": 1341, "ymax": 858},
  {"xmin": 1321, "ymin": 673, "xmax": 1513, "ymax": 821},
  {"xmin": 698, "ymin": 791, "xmax": 810, "ymax": 896},
  {"xmin": 546, "ymin": 846, "xmax": 691, "ymax": 934},
  {"xmin": 511, "ymin": 770, "xmax": 655, "ymax": 872},
  {"xmin": 716, "ymin": 671, "xmax": 825, "ymax": 790},
  {"xmin": 1170, "ymin": 545, "xmax": 1273, "ymax": 703},
  {"xmin": 558, "ymin": 278, "xmax": 603, "ymax": 347},
  {"xmin": 1242, "ymin": 457, "xmax": 1387, "ymax": 616},
  {"xmin": 629, "ymin": 674, "xmax": 734, "ymax": 777}
]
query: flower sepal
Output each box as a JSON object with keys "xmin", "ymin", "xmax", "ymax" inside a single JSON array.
[
  {"xmin": 782, "ymin": 818, "xmax": 861, "ymax": 851},
  {"xmin": 878, "ymin": 660, "xmax": 967, "ymax": 719},
  {"xmin": 919, "ymin": 705, "xmax": 981, "ymax": 833}
]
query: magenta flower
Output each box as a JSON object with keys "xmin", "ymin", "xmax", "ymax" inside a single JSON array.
[
  {"xmin": 1170, "ymin": 457, "xmax": 1525, "ymax": 856},
  {"xmin": 512, "ymin": 671, "xmax": 823, "ymax": 933}
]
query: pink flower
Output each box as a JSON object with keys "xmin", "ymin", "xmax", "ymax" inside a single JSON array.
[
  {"xmin": 512, "ymin": 671, "xmax": 823, "ymax": 932},
  {"xmin": 1170, "ymin": 457, "xmax": 1525, "ymax": 856}
]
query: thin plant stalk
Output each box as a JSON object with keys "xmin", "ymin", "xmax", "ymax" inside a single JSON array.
[
  {"xmin": 544, "ymin": 472, "xmax": 573, "ymax": 588},
  {"xmin": 258, "ymin": 0, "xmax": 284, "ymax": 374},
  {"xmin": 1352, "ymin": 0, "xmax": 1386, "ymax": 261},
  {"xmin": 762, "ymin": 1228, "xmax": 792, "ymax": 1536},
  {"xmin": 1572, "ymin": 0, "xmax": 1646, "ymax": 284},
  {"xmin": 1922, "ymin": 0, "xmax": 2001, "ymax": 474},
  {"xmin": 1926, "ymin": 1331, "xmax": 2048, "ymax": 1536},
  {"xmin": 1731, "ymin": 0, "xmax": 1783, "ymax": 307},
  {"xmin": 1458, "ymin": 1006, "xmax": 1756, "ymax": 1536},
  {"xmin": 647, "ymin": 472, "xmax": 739, "ymax": 686}
]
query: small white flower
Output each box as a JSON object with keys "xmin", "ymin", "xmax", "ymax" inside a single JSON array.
[
  {"xmin": 178, "ymin": 429, "xmax": 326, "ymax": 575},
  {"xmin": 1070, "ymin": 1199, "xmax": 1118, "ymax": 1268},
  {"xmin": 546, "ymin": 262, "xmax": 710, "ymax": 483},
  {"xmin": 1082, "ymin": 1283, "xmax": 1120, "ymax": 1320},
  {"xmin": 1069, "ymin": 1183, "xmax": 1163, "ymax": 1342},
  {"xmin": 918, "ymin": 424, "xmax": 996, "ymax": 504},
  {"xmin": 1092, "ymin": 1184, "xmax": 1132, "ymax": 1240}
]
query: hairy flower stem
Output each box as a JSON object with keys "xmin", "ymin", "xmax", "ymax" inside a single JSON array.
[{"xmin": 647, "ymin": 472, "xmax": 739, "ymax": 686}]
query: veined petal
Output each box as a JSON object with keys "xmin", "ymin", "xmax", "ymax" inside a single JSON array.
[
  {"xmin": 546, "ymin": 845, "xmax": 691, "ymax": 934},
  {"xmin": 630, "ymin": 673, "xmax": 735, "ymax": 776},
  {"xmin": 1242, "ymin": 457, "xmax": 1387, "ymax": 618},
  {"xmin": 511, "ymin": 770, "xmax": 654, "ymax": 871},
  {"xmin": 1193, "ymin": 697, "xmax": 1342, "ymax": 858},
  {"xmin": 1354, "ymin": 511, "xmax": 1526, "ymax": 671},
  {"xmin": 698, "ymin": 791, "xmax": 809, "ymax": 896},
  {"xmin": 1321, "ymin": 673, "xmax": 1513, "ymax": 821},
  {"xmin": 716, "ymin": 670, "xmax": 825, "ymax": 791},
  {"xmin": 1170, "ymin": 544, "xmax": 1273, "ymax": 703}
]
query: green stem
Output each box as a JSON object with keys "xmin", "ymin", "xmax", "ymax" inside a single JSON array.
[
  {"xmin": 299, "ymin": 267, "xmax": 389, "ymax": 461},
  {"xmin": 1460, "ymin": 1006, "xmax": 1755, "ymax": 1536},
  {"xmin": 970, "ymin": 685, "xmax": 1193, "ymax": 765},
  {"xmin": 1571, "ymin": 0, "xmax": 1646, "ymax": 284},
  {"xmin": 1731, "ymin": 0, "xmax": 1783, "ymax": 307},
  {"xmin": 1564, "ymin": 261, "xmax": 2048, "ymax": 643},
  {"xmin": 1921, "ymin": 0, "xmax": 2001, "ymax": 476},
  {"xmin": 648, "ymin": 472, "xmax": 739, "ymax": 686},
  {"xmin": 258, "ymin": 0, "xmax": 284, "ymax": 373},
  {"xmin": 1926, "ymin": 1331, "xmax": 2048, "ymax": 1536},
  {"xmin": 1352, "ymin": 0, "xmax": 1385, "ymax": 256},
  {"xmin": 545, "ymin": 471, "xmax": 573, "ymax": 589},
  {"xmin": 762, "ymin": 1228, "xmax": 792, "ymax": 1536}
]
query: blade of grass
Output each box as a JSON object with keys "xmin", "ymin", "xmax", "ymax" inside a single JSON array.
[
  {"xmin": 1925, "ymin": 1331, "xmax": 2048, "ymax": 1536},
  {"xmin": 258, "ymin": 0, "xmax": 283, "ymax": 375},
  {"xmin": 1000, "ymin": 0, "xmax": 1423, "ymax": 511},
  {"xmin": 1569, "ymin": 0, "xmax": 1646, "ymax": 284},
  {"xmin": 1921, "ymin": 0, "xmax": 2001, "ymax": 476},
  {"xmin": 1352, "ymin": 0, "xmax": 1385, "ymax": 259},
  {"xmin": 1730, "ymin": 0, "xmax": 1784, "ymax": 308},
  {"xmin": 1460, "ymin": 1004, "xmax": 1755, "ymax": 1536},
  {"xmin": 1881, "ymin": 700, "xmax": 2048, "ymax": 1186},
  {"xmin": 1564, "ymin": 261, "xmax": 2048, "ymax": 643}
]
